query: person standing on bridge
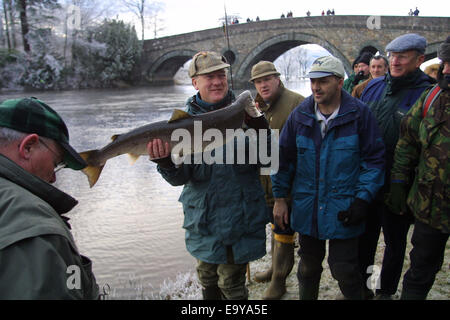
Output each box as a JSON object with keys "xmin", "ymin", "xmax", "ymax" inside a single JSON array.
[
  {"xmin": 249, "ymin": 61, "xmax": 305, "ymax": 300},
  {"xmin": 146, "ymin": 51, "xmax": 272, "ymax": 300},
  {"xmin": 359, "ymin": 33, "xmax": 435, "ymax": 300},
  {"xmin": 271, "ymin": 56, "xmax": 385, "ymax": 300}
]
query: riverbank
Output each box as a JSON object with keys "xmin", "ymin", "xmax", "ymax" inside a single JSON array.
[{"xmin": 149, "ymin": 225, "xmax": 449, "ymax": 300}]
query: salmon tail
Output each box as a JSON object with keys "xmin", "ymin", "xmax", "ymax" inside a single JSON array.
[{"xmin": 79, "ymin": 150, "xmax": 104, "ymax": 188}]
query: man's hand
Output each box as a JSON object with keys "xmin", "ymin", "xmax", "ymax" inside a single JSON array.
[
  {"xmin": 147, "ymin": 139, "xmax": 173, "ymax": 168},
  {"xmin": 385, "ymin": 182, "xmax": 408, "ymax": 215},
  {"xmin": 147, "ymin": 139, "xmax": 170, "ymax": 159},
  {"xmin": 337, "ymin": 198, "xmax": 369, "ymax": 227},
  {"xmin": 245, "ymin": 100, "xmax": 262, "ymax": 118},
  {"xmin": 273, "ymin": 198, "xmax": 289, "ymax": 230}
]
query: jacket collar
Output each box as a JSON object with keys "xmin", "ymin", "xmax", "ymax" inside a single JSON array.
[
  {"xmin": 0, "ymin": 154, "xmax": 78, "ymax": 215},
  {"xmin": 295, "ymin": 90, "xmax": 359, "ymax": 128},
  {"xmin": 254, "ymin": 82, "xmax": 285, "ymax": 113}
]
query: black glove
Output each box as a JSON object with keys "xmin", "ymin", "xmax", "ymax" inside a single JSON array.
[
  {"xmin": 338, "ymin": 198, "xmax": 369, "ymax": 227},
  {"xmin": 150, "ymin": 156, "xmax": 175, "ymax": 169},
  {"xmin": 244, "ymin": 114, "xmax": 269, "ymax": 130},
  {"xmin": 353, "ymin": 71, "xmax": 366, "ymax": 85}
]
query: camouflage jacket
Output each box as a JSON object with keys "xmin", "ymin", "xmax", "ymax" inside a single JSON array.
[{"xmin": 391, "ymin": 86, "xmax": 449, "ymax": 233}]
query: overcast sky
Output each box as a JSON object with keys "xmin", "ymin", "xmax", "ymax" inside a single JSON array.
[{"xmin": 156, "ymin": 0, "xmax": 449, "ymax": 37}]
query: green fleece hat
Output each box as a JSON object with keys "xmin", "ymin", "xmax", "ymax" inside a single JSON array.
[{"xmin": 0, "ymin": 97, "xmax": 86, "ymax": 170}]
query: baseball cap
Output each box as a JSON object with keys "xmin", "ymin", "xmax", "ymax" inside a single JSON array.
[
  {"xmin": 0, "ymin": 97, "xmax": 87, "ymax": 170},
  {"xmin": 249, "ymin": 61, "xmax": 281, "ymax": 82},
  {"xmin": 188, "ymin": 51, "xmax": 230, "ymax": 78},
  {"xmin": 306, "ymin": 56, "xmax": 346, "ymax": 79}
]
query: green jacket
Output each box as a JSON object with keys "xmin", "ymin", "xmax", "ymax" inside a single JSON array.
[
  {"xmin": 0, "ymin": 155, "xmax": 99, "ymax": 299},
  {"xmin": 343, "ymin": 73, "xmax": 356, "ymax": 93},
  {"xmin": 391, "ymin": 87, "xmax": 449, "ymax": 233},
  {"xmin": 157, "ymin": 91, "xmax": 270, "ymax": 264},
  {"xmin": 255, "ymin": 83, "xmax": 304, "ymax": 207}
]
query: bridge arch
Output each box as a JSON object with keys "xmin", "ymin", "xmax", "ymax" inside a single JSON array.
[
  {"xmin": 235, "ymin": 32, "xmax": 350, "ymax": 85},
  {"xmin": 147, "ymin": 49, "xmax": 197, "ymax": 84},
  {"xmin": 138, "ymin": 16, "xmax": 450, "ymax": 87}
]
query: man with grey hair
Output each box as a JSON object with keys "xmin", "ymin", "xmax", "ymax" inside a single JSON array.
[
  {"xmin": 352, "ymin": 55, "xmax": 389, "ymax": 99},
  {"xmin": 0, "ymin": 97, "xmax": 99, "ymax": 299},
  {"xmin": 359, "ymin": 33, "xmax": 435, "ymax": 299},
  {"xmin": 388, "ymin": 36, "xmax": 449, "ymax": 299}
]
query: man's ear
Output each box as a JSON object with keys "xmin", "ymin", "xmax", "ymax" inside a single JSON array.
[
  {"xmin": 18, "ymin": 134, "xmax": 39, "ymax": 160},
  {"xmin": 192, "ymin": 77, "xmax": 199, "ymax": 90}
]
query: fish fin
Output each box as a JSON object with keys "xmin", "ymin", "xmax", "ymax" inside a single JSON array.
[
  {"xmin": 127, "ymin": 153, "xmax": 140, "ymax": 164},
  {"xmin": 82, "ymin": 165, "xmax": 104, "ymax": 188},
  {"xmin": 111, "ymin": 134, "xmax": 120, "ymax": 142},
  {"xmin": 168, "ymin": 109, "xmax": 191, "ymax": 123},
  {"xmin": 79, "ymin": 150, "xmax": 104, "ymax": 188}
]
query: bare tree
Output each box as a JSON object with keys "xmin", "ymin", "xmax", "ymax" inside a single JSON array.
[
  {"xmin": 275, "ymin": 53, "xmax": 295, "ymax": 81},
  {"xmin": 295, "ymin": 46, "xmax": 309, "ymax": 78},
  {"xmin": 120, "ymin": 0, "xmax": 164, "ymax": 42}
]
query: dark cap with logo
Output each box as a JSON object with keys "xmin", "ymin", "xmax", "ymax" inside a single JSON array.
[{"xmin": 0, "ymin": 97, "xmax": 86, "ymax": 170}]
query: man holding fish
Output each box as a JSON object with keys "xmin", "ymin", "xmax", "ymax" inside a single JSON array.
[{"xmin": 147, "ymin": 51, "xmax": 272, "ymax": 300}]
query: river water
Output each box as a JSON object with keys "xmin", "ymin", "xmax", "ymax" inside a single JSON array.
[{"xmin": 0, "ymin": 81, "xmax": 312, "ymax": 299}]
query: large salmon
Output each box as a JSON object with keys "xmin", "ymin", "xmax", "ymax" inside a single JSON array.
[{"xmin": 79, "ymin": 90, "xmax": 253, "ymax": 187}]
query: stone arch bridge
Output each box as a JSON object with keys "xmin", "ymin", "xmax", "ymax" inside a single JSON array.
[{"xmin": 137, "ymin": 15, "xmax": 449, "ymax": 88}]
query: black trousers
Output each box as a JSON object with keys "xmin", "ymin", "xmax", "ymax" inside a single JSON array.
[
  {"xmin": 358, "ymin": 199, "xmax": 413, "ymax": 295},
  {"xmin": 401, "ymin": 220, "xmax": 449, "ymax": 300},
  {"xmin": 297, "ymin": 234, "xmax": 364, "ymax": 299}
]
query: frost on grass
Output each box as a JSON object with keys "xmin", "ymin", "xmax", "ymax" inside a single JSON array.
[
  {"xmin": 109, "ymin": 224, "xmax": 448, "ymax": 300},
  {"xmin": 154, "ymin": 272, "xmax": 202, "ymax": 300}
]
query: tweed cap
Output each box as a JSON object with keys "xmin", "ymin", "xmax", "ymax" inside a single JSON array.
[
  {"xmin": 0, "ymin": 97, "xmax": 86, "ymax": 170},
  {"xmin": 306, "ymin": 56, "xmax": 346, "ymax": 79},
  {"xmin": 386, "ymin": 33, "xmax": 427, "ymax": 54},
  {"xmin": 188, "ymin": 51, "xmax": 230, "ymax": 78},
  {"xmin": 249, "ymin": 61, "xmax": 281, "ymax": 82}
]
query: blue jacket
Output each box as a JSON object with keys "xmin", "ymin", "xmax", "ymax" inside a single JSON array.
[
  {"xmin": 360, "ymin": 70, "xmax": 434, "ymax": 185},
  {"xmin": 157, "ymin": 92, "xmax": 270, "ymax": 264},
  {"xmin": 271, "ymin": 90, "xmax": 385, "ymax": 240}
]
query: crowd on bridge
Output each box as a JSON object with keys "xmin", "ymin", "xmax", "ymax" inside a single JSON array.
[{"xmin": 0, "ymin": 32, "xmax": 448, "ymax": 302}]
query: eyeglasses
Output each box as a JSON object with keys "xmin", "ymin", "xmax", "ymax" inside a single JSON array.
[
  {"xmin": 388, "ymin": 52, "xmax": 418, "ymax": 62},
  {"xmin": 39, "ymin": 138, "xmax": 67, "ymax": 172}
]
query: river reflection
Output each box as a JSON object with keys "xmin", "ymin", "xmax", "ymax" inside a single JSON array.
[{"xmin": 0, "ymin": 81, "xmax": 312, "ymax": 299}]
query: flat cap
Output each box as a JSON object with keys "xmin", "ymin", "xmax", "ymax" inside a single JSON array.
[
  {"xmin": 249, "ymin": 61, "xmax": 281, "ymax": 82},
  {"xmin": 386, "ymin": 33, "xmax": 427, "ymax": 54},
  {"xmin": 306, "ymin": 56, "xmax": 346, "ymax": 79},
  {"xmin": 188, "ymin": 51, "xmax": 230, "ymax": 78}
]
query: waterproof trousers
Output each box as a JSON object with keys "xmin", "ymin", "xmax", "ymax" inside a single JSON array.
[
  {"xmin": 401, "ymin": 221, "xmax": 449, "ymax": 300},
  {"xmin": 196, "ymin": 247, "xmax": 248, "ymax": 300},
  {"xmin": 297, "ymin": 234, "xmax": 364, "ymax": 300},
  {"xmin": 358, "ymin": 198, "xmax": 413, "ymax": 295}
]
